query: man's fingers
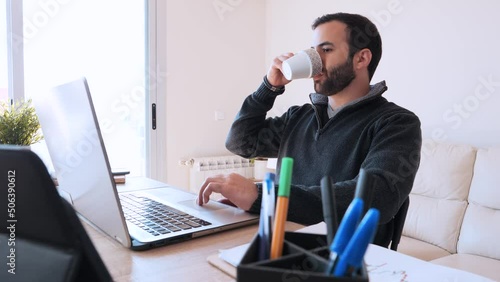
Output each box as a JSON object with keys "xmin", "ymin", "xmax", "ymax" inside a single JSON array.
[
  {"xmin": 197, "ymin": 173, "xmax": 257, "ymax": 210},
  {"xmin": 218, "ymin": 198, "xmax": 237, "ymax": 207},
  {"xmin": 272, "ymin": 53, "xmax": 294, "ymax": 67},
  {"xmin": 198, "ymin": 175, "xmax": 225, "ymax": 205},
  {"xmin": 203, "ymin": 174, "xmax": 225, "ymax": 185},
  {"xmin": 277, "ymin": 53, "xmax": 294, "ymax": 63},
  {"xmin": 268, "ymin": 53, "xmax": 294, "ymax": 87},
  {"xmin": 202, "ymin": 182, "xmax": 224, "ymax": 205}
]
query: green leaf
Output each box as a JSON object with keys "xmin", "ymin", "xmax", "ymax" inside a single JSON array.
[{"xmin": 0, "ymin": 99, "xmax": 44, "ymax": 145}]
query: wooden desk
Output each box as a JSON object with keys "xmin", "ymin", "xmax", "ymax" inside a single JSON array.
[{"xmin": 83, "ymin": 219, "xmax": 303, "ymax": 282}]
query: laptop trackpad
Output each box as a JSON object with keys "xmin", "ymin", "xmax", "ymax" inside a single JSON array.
[{"xmin": 177, "ymin": 200, "xmax": 227, "ymax": 212}]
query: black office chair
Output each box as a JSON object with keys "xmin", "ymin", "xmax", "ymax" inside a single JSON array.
[
  {"xmin": 389, "ymin": 197, "xmax": 410, "ymax": 251},
  {"xmin": 0, "ymin": 146, "xmax": 111, "ymax": 282},
  {"xmin": 355, "ymin": 169, "xmax": 410, "ymax": 251},
  {"xmin": 372, "ymin": 196, "xmax": 410, "ymax": 250}
]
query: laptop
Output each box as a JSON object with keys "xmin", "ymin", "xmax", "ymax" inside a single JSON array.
[{"xmin": 34, "ymin": 77, "xmax": 258, "ymax": 250}]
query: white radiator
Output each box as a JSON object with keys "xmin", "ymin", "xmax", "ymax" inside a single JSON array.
[{"xmin": 184, "ymin": 155, "xmax": 255, "ymax": 200}]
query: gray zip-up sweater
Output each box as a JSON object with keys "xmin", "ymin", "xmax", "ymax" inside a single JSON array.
[{"xmin": 226, "ymin": 80, "xmax": 422, "ymax": 247}]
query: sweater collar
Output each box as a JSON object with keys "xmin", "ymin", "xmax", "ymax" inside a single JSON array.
[{"xmin": 309, "ymin": 80, "xmax": 388, "ymax": 106}]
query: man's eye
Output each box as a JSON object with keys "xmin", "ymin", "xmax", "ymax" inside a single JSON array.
[{"xmin": 322, "ymin": 48, "xmax": 332, "ymax": 53}]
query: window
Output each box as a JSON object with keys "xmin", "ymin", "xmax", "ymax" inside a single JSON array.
[
  {"xmin": 23, "ymin": 1, "xmax": 148, "ymax": 176},
  {"xmin": 1, "ymin": 1, "xmax": 9, "ymax": 100}
]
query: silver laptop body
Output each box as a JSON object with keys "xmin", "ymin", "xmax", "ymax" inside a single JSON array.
[{"xmin": 34, "ymin": 77, "xmax": 258, "ymax": 250}]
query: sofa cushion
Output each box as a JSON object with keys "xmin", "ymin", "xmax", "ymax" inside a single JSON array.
[
  {"xmin": 404, "ymin": 194, "xmax": 468, "ymax": 253},
  {"xmin": 398, "ymin": 235, "xmax": 451, "ymax": 261},
  {"xmin": 402, "ymin": 140, "xmax": 476, "ymax": 253},
  {"xmin": 431, "ymin": 254, "xmax": 500, "ymax": 281},
  {"xmin": 458, "ymin": 147, "xmax": 500, "ymax": 260}
]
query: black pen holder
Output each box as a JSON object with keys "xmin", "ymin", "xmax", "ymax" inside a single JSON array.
[{"xmin": 237, "ymin": 232, "xmax": 368, "ymax": 282}]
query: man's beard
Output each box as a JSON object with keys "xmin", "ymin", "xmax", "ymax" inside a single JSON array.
[{"xmin": 314, "ymin": 58, "xmax": 356, "ymax": 96}]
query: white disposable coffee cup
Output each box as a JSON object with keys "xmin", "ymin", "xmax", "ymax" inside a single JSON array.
[{"xmin": 281, "ymin": 48, "xmax": 322, "ymax": 80}]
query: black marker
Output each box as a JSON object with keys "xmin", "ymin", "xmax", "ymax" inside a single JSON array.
[
  {"xmin": 355, "ymin": 168, "xmax": 374, "ymax": 216},
  {"xmin": 321, "ymin": 176, "xmax": 338, "ymax": 246}
]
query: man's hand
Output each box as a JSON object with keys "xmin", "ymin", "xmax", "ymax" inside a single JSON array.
[
  {"xmin": 197, "ymin": 173, "xmax": 258, "ymax": 211},
  {"xmin": 266, "ymin": 53, "xmax": 294, "ymax": 88}
]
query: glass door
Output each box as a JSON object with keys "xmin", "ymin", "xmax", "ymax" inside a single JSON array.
[
  {"xmin": 0, "ymin": 1, "xmax": 9, "ymax": 100},
  {"xmin": 23, "ymin": 0, "xmax": 148, "ymax": 176}
]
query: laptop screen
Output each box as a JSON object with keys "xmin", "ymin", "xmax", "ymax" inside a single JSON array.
[{"xmin": 34, "ymin": 77, "xmax": 131, "ymax": 248}]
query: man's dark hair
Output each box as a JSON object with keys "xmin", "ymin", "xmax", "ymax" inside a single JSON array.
[{"xmin": 312, "ymin": 13, "xmax": 382, "ymax": 80}]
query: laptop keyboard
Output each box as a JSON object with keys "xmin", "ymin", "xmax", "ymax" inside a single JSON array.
[{"xmin": 119, "ymin": 194, "xmax": 212, "ymax": 237}]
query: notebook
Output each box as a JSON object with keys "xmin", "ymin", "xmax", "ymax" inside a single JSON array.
[{"xmin": 34, "ymin": 77, "xmax": 258, "ymax": 250}]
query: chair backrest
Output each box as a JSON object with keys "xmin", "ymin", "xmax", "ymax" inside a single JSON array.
[
  {"xmin": 390, "ymin": 197, "xmax": 410, "ymax": 251},
  {"xmin": 0, "ymin": 145, "xmax": 111, "ymax": 282}
]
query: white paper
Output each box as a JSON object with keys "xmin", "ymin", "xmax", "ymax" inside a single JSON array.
[{"xmin": 218, "ymin": 243, "xmax": 249, "ymax": 267}]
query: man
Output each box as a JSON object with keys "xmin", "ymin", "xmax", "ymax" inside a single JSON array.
[{"xmin": 197, "ymin": 13, "xmax": 421, "ymax": 247}]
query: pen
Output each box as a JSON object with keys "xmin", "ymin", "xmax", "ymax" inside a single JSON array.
[
  {"xmin": 265, "ymin": 173, "xmax": 276, "ymax": 248},
  {"xmin": 325, "ymin": 198, "xmax": 363, "ymax": 275},
  {"xmin": 270, "ymin": 157, "xmax": 293, "ymax": 259},
  {"xmin": 354, "ymin": 168, "xmax": 374, "ymax": 215},
  {"xmin": 258, "ymin": 172, "xmax": 275, "ymax": 260},
  {"xmin": 333, "ymin": 208, "xmax": 380, "ymax": 277},
  {"xmin": 321, "ymin": 176, "xmax": 338, "ymax": 246},
  {"xmin": 258, "ymin": 202, "xmax": 267, "ymax": 260}
]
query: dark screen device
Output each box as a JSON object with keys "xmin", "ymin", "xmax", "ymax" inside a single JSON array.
[
  {"xmin": 0, "ymin": 145, "xmax": 112, "ymax": 282},
  {"xmin": 111, "ymin": 168, "xmax": 130, "ymax": 176}
]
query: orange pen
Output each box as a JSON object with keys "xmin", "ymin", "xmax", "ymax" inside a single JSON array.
[{"xmin": 270, "ymin": 157, "xmax": 293, "ymax": 259}]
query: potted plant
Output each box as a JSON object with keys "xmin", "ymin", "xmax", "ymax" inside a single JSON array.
[{"xmin": 0, "ymin": 99, "xmax": 43, "ymax": 146}]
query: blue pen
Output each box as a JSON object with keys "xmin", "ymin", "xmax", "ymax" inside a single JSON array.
[
  {"xmin": 333, "ymin": 208, "xmax": 380, "ymax": 277},
  {"xmin": 325, "ymin": 198, "xmax": 364, "ymax": 274},
  {"xmin": 265, "ymin": 173, "xmax": 276, "ymax": 245},
  {"xmin": 258, "ymin": 207, "xmax": 267, "ymax": 260},
  {"xmin": 258, "ymin": 173, "xmax": 275, "ymax": 260}
]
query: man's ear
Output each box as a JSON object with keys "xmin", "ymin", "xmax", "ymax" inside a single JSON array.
[{"xmin": 354, "ymin": 48, "xmax": 372, "ymax": 70}]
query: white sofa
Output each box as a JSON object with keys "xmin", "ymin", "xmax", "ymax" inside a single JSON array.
[{"xmin": 398, "ymin": 140, "xmax": 500, "ymax": 281}]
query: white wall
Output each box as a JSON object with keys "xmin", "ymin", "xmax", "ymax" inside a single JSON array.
[
  {"xmin": 265, "ymin": 0, "xmax": 500, "ymax": 147},
  {"xmin": 164, "ymin": 0, "xmax": 500, "ymax": 189},
  {"xmin": 164, "ymin": 0, "xmax": 266, "ymax": 188}
]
